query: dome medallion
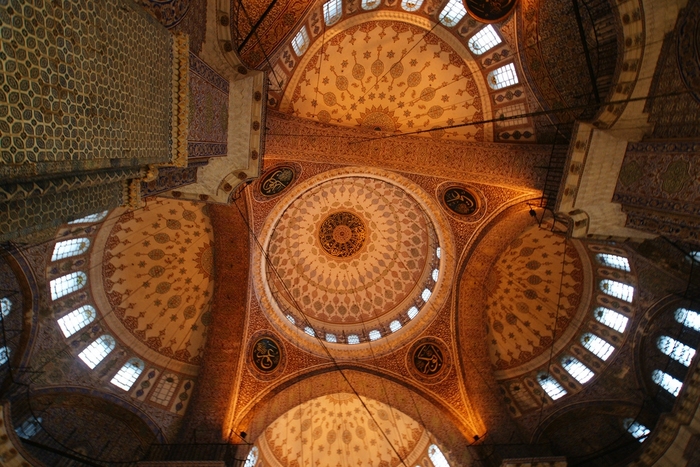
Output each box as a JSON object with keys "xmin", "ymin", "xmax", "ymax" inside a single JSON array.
[{"xmin": 254, "ymin": 168, "xmax": 455, "ymax": 359}]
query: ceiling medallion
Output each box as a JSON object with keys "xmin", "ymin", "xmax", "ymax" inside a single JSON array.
[
  {"xmin": 249, "ymin": 333, "xmax": 285, "ymax": 379},
  {"xmin": 464, "ymin": 0, "xmax": 518, "ymax": 23},
  {"xmin": 407, "ymin": 337, "xmax": 451, "ymax": 384},
  {"xmin": 318, "ymin": 211, "xmax": 367, "ymax": 258},
  {"xmin": 260, "ymin": 166, "xmax": 295, "ymax": 197}
]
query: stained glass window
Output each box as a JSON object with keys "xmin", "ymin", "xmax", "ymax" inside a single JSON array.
[
  {"xmin": 624, "ymin": 419, "xmax": 650, "ymax": 442},
  {"xmin": 50, "ymin": 271, "xmax": 87, "ymax": 300},
  {"xmin": 596, "ymin": 254, "xmax": 631, "ymax": 271},
  {"xmin": 390, "ymin": 320, "xmax": 402, "ymax": 332},
  {"xmin": 347, "ymin": 334, "xmax": 360, "ymax": 344},
  {"xmin": 428, "ymin": 444, "xmax": 451, "ymax": 467},
  {"xmin": 401, "ymin": 0, "xmax": 424, "ymax": 11},
  {"xmin": 562, "ymin": 356, "xmax": 595, "ymax": 384},
  {"xmin": 57, "ymin": 305, "xmax": 96, "ymax": 337},
  {"xmin": 487, "ymin": 63, "xmax": 518, "ymax": 90},
  {"xmin": 151, "ymin": 373, "xmax": 179, "ymax": 405},
  {"xmin": 16, "ymin": 417, "xmax": 42, "ymax": 439},
  {"xmin": 581, "ymin": 333, "xmax": 615, "ymax": 361},
  {"xmin": 675, "ymin": 308, "xmax": 700, "ymax": 331},
  {"xmin": 368, "ymin": 329, "xmax": 381, "ymax": 341},
  {"xmin": 468, "ymin": 25, "xmax": 502, "ymax": 55},
  {"xmin": 323, "ymin": 0, "xmax": 342, "ymax": 25},
  {"xmin": 1, "ymin": 297, "xmax": 11, "ymax": 317},
  {"xmin": 244, "ymin": 446, "xmax": 259, "ymax": 467},
  {"xmin": 438, "ymin": 0, "xmax": 467, "ymax": 27},
  {"xmin": 599, "ymin": 279, "xmax": 634, "ymax": 303},
  {"xmin": 408, "ymin": 306, "xmax": 419, "ymax": 319},
  {"xmin": 538, "ymin": 374, "xmax": 567, "ymax": 400},
  {"xmin": 325, "ymin": 333, "xmax": 337, "ymax": 343},
  {"xmin": 291, "ymin": 27, "xmax": 310, "ymax": 56},
  {"xmin": 68, "ymin": 210, "xmax": 108, "ymax": 224},
  {"xmin": 78, "ymin": 335, "xmax": 115, "ymax": 369},
  {"xmin": 111, "ymin": 358, "xmax": 145, "ymax": 390},
  {"xmin": 51, "ymin": 238, "xmax": 91, "ymax": 261},
  {"xmin": 657, "ymin": 336, "xmax": 696, "ymax": 367},
  {"xmin": 0, "ymin": 346, "xmax": 9, "ymax": 365},
  {"xmin": 652, "ymin": 369, "xmax": 682, "ymax": 397},
  {"xmin": 361, "ymin": 0, "xmax": 380, "ymax": 10},
  {"xmin": 594, "ymin": 307, "xmax": 629, "ymax": 333}
]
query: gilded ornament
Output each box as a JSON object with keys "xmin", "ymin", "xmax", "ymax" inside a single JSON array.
[
  {"xmin": 260, "ymin": 167, "xmax": 295, "ymax": 197},
  {"xmin": 251, "ymin": 337, "xmax": 281, "ymax": 373},
  {"xmin": 413, "ymin": 343, "xmax": 444, "ymax": 376},
  {"xmin": 318, "ymin": 212, "xmax": 366, "ymax": 258}
]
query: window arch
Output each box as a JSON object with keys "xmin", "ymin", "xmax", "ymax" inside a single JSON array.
[
  {"xmin": 390, "ymin": 320, "xmax": 402, "ymax": 332},
  {"xmin": 368, "ymin": 329, "xmax": 381, "ymax": 341},
  {"xmin": 361, "ymin": 0, "xmax": 380, "ymax": 10},
  {"xmin": 151, "ymin": 373, "xmax": 179, "ymax": 405},
  {"xmin": 111, "ymin": 358, "xmax": 145, "ymax": 390},
  {"xmin": 487, "ymin": 63, "xmax": 519, "ymax": 90},
  {"xmin": 438, "ymin": 0, "xmax": 467, "ymax": 26},
  {"xmin": 675, "ymin": 307, "xmax": 700, "ymax": 331},
  {"xmin": 468, "ymin": 25, "xmax": 502, "ymax": 55},
  {"xmin": 0, "ymin": 346, "xmax": 10, "ymax": 366},
  {"xmin": 68, "ymin": 210, "xmax": 108, "ymax": 224},
  {"xmin": 561, "ymin": 356, "xmax": 595, "ymax": 384},
  {"xmin": 581, "ymin": 333, "xmax": 615, "ymax": 361},
  {"xmin": 57, "ymin": 305, "xmax": 96, "ymax": 337},
  {"xmin": 50, "ymin": 271, "xmax": 87, "ymax": 300},
  {"xmin": 1, "ymin": 297, "xmax": 11, "ymax": 317},
  {"xmin": 428, "ymin": 444, "xmax": 451, "ymax": 467},
  {"xmin": 657, "ymin": 336, "xmax": 695, "ymax": 367},
  {"xmin": 594, "ymin": 307, "xmax": 628, "ymax": 333},
  {"xmin": 16, "ymin": 416, "xmax": 42, "ymax": 439},
  {"xmin": 78, "ymin": 335, "xmax": 115, "ymax": 369},
  {"xmin": 408, "ymin": 306, "xmax": 419, "ymax": 319},
  {"xmin": 244, "ymin": 446, "xmax": 259, "ymax": 467},
  {"xmin": 291, "ymin": 27, "xmax": 310, "ymax": 56},
  {"xmin": 323, "ymin": 0, "xmax": 342, "ymax": 26},
  {"xmin": 624, "ymin": 419, "xmax": 650, "ymax": 442},
  {"xmin": 347, "ymin": 334, "xmax": 360, "ymax": 344},
  {"xmin": 51, "ymin": 238, "xmax": 90, "ymax": 261},
  {"xmin": 538, "ymin": 374, "xmax": 567, "ymax": 400},
  {"xmin": 652, "ymin": 369, "xmax": 682, "ymax": 396},
  {"xmin": 401, "ymin": 0, "xmax": 424, "ymax": 11},
  {"xmin": 596, "ymin": 253, "xmax": 630, "ymax": 271},
  {"xmin": 599, "ymin": 279, "xmax": 634, "ymax": 302}
]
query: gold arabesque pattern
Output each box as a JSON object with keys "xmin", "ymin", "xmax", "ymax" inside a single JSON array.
[{"xmin": 318, "ymin": 211, "xmax": 367, "ymax": 258}]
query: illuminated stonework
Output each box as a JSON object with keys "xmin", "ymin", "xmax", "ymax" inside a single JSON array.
[{"xmin": 318, "ymin": 211, "xmax": 367, "ymax": 258}]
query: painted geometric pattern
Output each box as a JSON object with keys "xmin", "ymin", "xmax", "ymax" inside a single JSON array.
[
  {"xmin": 102, "ymin": 199, "xmax": 215, "ymax": 364},
  {"xmin": 285, "ymin": 20, "xmax": 484, "ymax": 140},
  {"xmin": 267, "ymin": 176, "xmax": 433, "ymax": 327},
  {"xmin": 485, "ymin": 225, "xmax": 584, "ymax": 370},
  {"xmin": 188, "ymin": 53, "xmax": 229, "ymax": 158},
  {"xmin": 259, "ymin": 393, "xmax": 425, "ymax": 467}
]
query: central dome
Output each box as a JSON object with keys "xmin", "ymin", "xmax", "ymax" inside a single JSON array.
[{"xmin": 261, "ymin": 171, "xmax": 444, "ymax": 347}]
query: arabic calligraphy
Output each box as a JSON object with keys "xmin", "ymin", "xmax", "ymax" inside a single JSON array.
[
  {"xmin": 252, "ymin": 338, "xmax": 281, "ymax": 372},
  {"xmin": 260, "ymin": 167, "xmax": 295, "ymax": 196},
  {"xmin": 413, "ymin": 343, "xmax": 444, "ymax": 376},
  {"xmin": 318, "ymin": 211, "xmax": 367, "ymax": 258},
  {"xmin": 443, "ymin": 187, "xmax": 478, "ymax": 216}
]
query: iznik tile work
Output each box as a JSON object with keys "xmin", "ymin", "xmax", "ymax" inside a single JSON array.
[{"xmin": 188, "ymin": 53, "xmax": 228, "ymax": 158}]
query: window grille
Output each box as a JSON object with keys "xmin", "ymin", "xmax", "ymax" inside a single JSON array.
[
  {"xmin": 57, "ymin": 305, "xmax": 96, "ymax": 337},
  {"xmin": 291, "ymin": 27, "xmax": 310, "ymax": 56},
  {"xmin": 468, "ymin": 25, "xmax": 502, "ymax": 55},
  {"xmin": 347, "ymin": 334, "xmax": 360, "ymax": 344},
  {"xmin": 487, "ymin": 63, "xmax": 518, "ymax": 90},
  {"xmin": 368, "ymin": 329, "xmax": 381, "ymax": 341},
  {"xmin": 594, "ymin": 307, "xmax": 629, "ymax": 333},
  {"xmin": 304, "ymin": 326, "xmax": 315, "ymax": 337},
  {"xmin": 495, "ymin": 103, "xmax": 528, "ymax": 128},
  {"xmin": 438, "ymin": 0, "xmax": 467, "ymax": 27},
  {"xmin": 50, "ymin": 271, "xmax": 87, "ymax": 300},
  {"xmin": 624, "ymin": 419, "xmax": 650, "ymax": 442},
  {"xmin": 1, "ymin": 297, "xmax": 11, "ymax": 317},
  {"xmin": 69, "ymin": 210, "xmax": 108, "ymax": 224},
  {"xmin": 323, "ymin": 0, "xmax": 342, "ymax": 25},
  {"xmin": 78, "ymin": 335, "xmax": 115, "ymax": 369},
  {"xmin": 675, "ymin": 308, "xmax": 700, "ymax": 331},
  {"xmin": 111, "ymin": 358, "xmax": 145, "ymax": 390},
  {"xmin": 16, "ymin": 417, "xmax": 42, "ymax": 439},
  {"xmin": 599, "ymin": 279, "xmax": 634, "ymax": 302},
  {"xmin": 596, "ymin": 253, "xmax": 631, "ymax": 271},
  {"xmin": 581, "ymin": 333, "xmax": 614, "ymax": 361},
  {"xmin": 325, "ymin": 333, "xmax": 337, "ymax": 343},
  {"xmin": 151, "ymin": 373, "xmax": 179, "ymax": 405},
  {"xmin": 390, "ymin": 320, "xmax": 402, "ymax": 332},
  {"xmin": 562, "ymin": 356, "xmax": 595, "ymax": 384},
  {"xmin": 52, "ymin": 238, "xmax": 91, "ymax": 261},
  {"xmin": 652, "ymin": 369, "xmax": 682, "ymax": 397},
  {"xmin": 244, "ymin": 447, "xmax": 259, "ymax": 467},
  {"xmin": 657, "ymin": 336, "xmax": 696, "ymax": 367},
  {"xmin": 401, "ymin": 0, "xmax": 424, "ymax": 11},
  {"xmin": 0, "ymin": 346, "xmax": 9, "ymax": 365},
  {"xmin": 538, "ymin": 374, "xmax": 567, "ymax": 400},
  {"xmin": 408, "ymin": 306, "xmax": 419, "ymax": 319},
  {"xmin": 361, "ymin": 0, "xmax": 380, "ymax": 10},
  {"xmin": 428, "ymin": 444, "xmax": 451, "ymax": 467}
]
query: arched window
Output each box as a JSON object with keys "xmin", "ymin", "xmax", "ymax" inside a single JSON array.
[
  {"xmin": 438, "ymin": 0, "xmax": 467, "ymax": 27},
  {"xmin": 436, "ymin": 247, "xmax": 441, "ymax": 259},
  {"xmin": 675, "ymin": 307, "xmax": 700, "ymax": 331},
  {"xmin": 401, "ymin": 0, "xmax": 424, "ymax": 12},
  {"xmin": 561, "ymin": 356, "xmax": 595, "ymax": 384},
  {"xmin": 291, "ymin": 27, "xmax": 310, "ymax": 56},
  {"xmin": 594, "ymin": 307, "xmax": 629, "ymax": 333},
  {"xmin": 78, "ymin": 335, "xmax": 115, "ymax": 369},
  {"xmin": 368, "ymin": 329, "xmax": 381, "ymax": 341},
  {"xmin": 68, "ymin": 210, "xmax": 108, "ymax": 224},
  {"xmin": 50, "ymin": 271, "xmax": 87, "ymax": 300},
  {"xmin": 624, "ymin": 419, "xmax": 650, "ymax": 442},
  {"xmin": 432, "ymin": 269, "xmax": 439, "ymax": 281},
  {"xmin": 151, "ymin": 373, "xmax": 179, "ymax": 405},
  {"xmin": 390, "ymin": 320, "xmax": 402, "ymax": 332},
  {"xmin": 657, "ymin": 336, "xmax": 696, "ymax": 367},
  {"xmin": 422, "ymin": 288, "xmax": 432, "ymax": 301},
  {"xmin": 325, "ymin": 333, "xmax": 337, "ymax": 343},
  {"xmin": 57, "ymin": 305, "xmax": 96, "ymax": 337},
  {"xmin": 347, "ymin": 334, "xmax": 360, "ymax": 344},
  {"xmin": 487, "ymin": 63, "xmax": 519, "ymax": 90},
  {"xmin": 111, "ymin": 358, "xmax": 145, "ymax": 390},
  {"xmin": 596, "ymin": 254, "xmax": 630, "ymax": 271},
  {"xmin": 1, "ymin": 297, "xmax": 11, "ymax": 317},
  {"xmin": 495, "ymin": 103, "xmax": 528, "ymax": 128},
  {"xmin": 244, "ymin": 446, "xmax": 259, "ymax": 467},
  {"xmin": 468, "ymin": 25, "xmax": 502, "ymax": 55},
  {"xmin": 51, "ymin": 238, "xmax": 90, "ymax": 261},
  {"xmin": 538, "ymin": 374, "xmax": 567, "ymax": 400},
  {"xmin": 599, "ymin": 279, "xmax": 634, "ymax": 303},
  {"xmin": 428, "ymin": 444, "xmax": 451, "ymax": 467},
  {"xmin": 652, "ymin": 369, "xmax": 682, "ymax": 397},
  {"xmin": 581, "ymin": 333, "xmax": 615, "ymax": 361},
  {"xmin": 304, "ymin": 326, "xmax": 315, "ymax": 337},
  {"xmin": 690, "ymin": 251, "xmax": 700, "ymax": 261},
  {"xmin": 361, "ymin": 0, "xmax": 380, "ymax": 10},
  {"xmin": 323, "ymin": 0, "xmax": 342, "ymax": 26},
  {"xmin": 0, "ymin": 346, "xmax": 10, "ymax": 365},
  {"xmin": 407, "ymin": 306, "xmax": 419, "ymax": 319},
  {"xmin": 286, "ymin": 314, "xmax": 296, "ymax": 325},
  {"xmin": 16, "ymin": 417, "xmax": 42, "ymax": 439}
]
